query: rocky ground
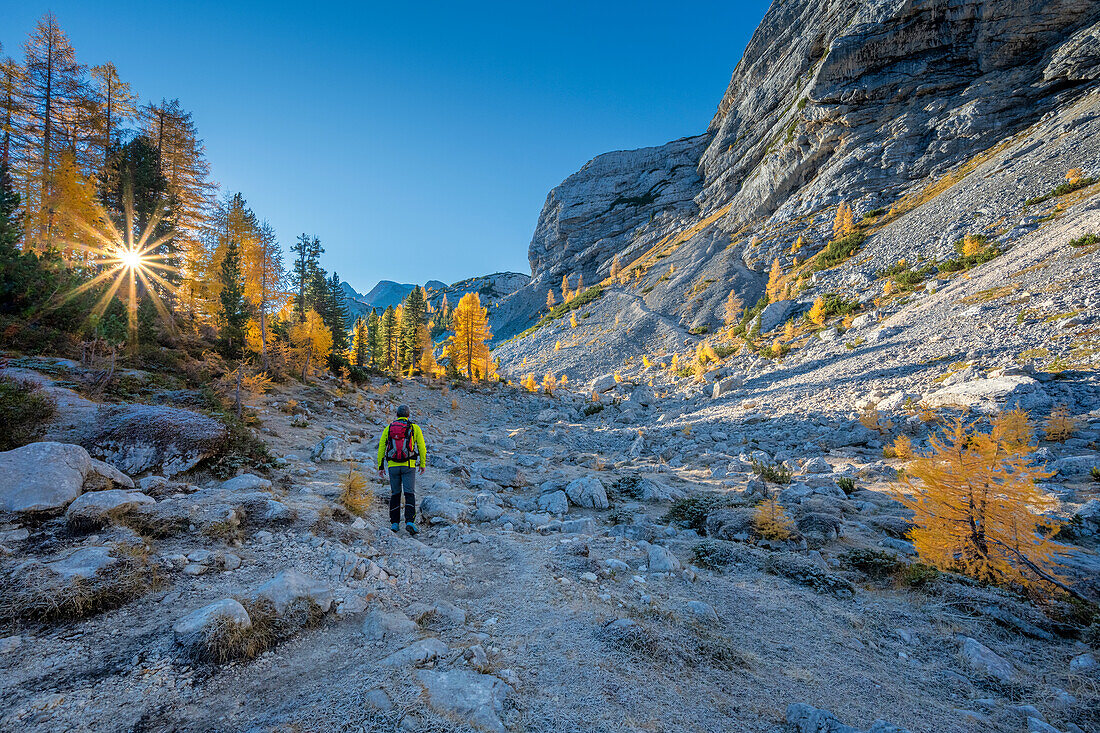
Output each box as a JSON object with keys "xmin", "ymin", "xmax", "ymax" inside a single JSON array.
[{"xmin": 1, "ymin": 352, "xmax": 1098, "ymax": 733}]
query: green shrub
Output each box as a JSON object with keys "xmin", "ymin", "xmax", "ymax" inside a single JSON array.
[
  {"xmin": 812, "ymin": 231, "xmax": 867, "ymax": 271},
  {"xmin": 939, "ymin": 235, "xmax": 999, "ymax": 273},
  {"xmin": 836, "ymin": 477, "xmax": 856, "ymax": 495},
  {"xmin": 899, "ymin": 562, "xmax": 940, "ymax": 589},
  {"xmin": 1069, "ymin": 233, "xmax": 1099, "ymax": 248},
  {"xmin": 513, "ymin": 285, "xmax": 606, "ymax": 340},
  {"xmin": 663, "ymin": 494, "xmax": 737, "ymax": 533},
  {"xmin": 1024, "ymin": 177, "xmax": 1098, "ymax": 206},
  {"xmin": 751, "ymin": 458, "xmax": 792, "ymax": 484},
  {"xmin": 0, "ymin": 375, "xmax": 57, "ymax": 450},
  {"xmin": 1091, "ymin": 466, "xmax": 1100, "ymax": 484},
  {"xmin": 840, "ymin": 549, "xmax": 902, "ymax": 579}
]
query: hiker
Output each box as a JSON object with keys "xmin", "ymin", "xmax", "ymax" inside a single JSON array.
[{"xmin": 377, "ymin": 404, "xmax": 427, "ymax": 534}]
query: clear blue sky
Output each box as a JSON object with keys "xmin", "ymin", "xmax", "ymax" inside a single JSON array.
[{"xmin": 2, "ymin": 1, "xmax": 770, "ymax": 291}]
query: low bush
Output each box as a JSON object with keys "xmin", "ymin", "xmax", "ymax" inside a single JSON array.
[
  {"xmin": 751, "ymin": 458, "xmax": 792, "ymax": 484},
  {"xmin": 1024, "ymin": 177, "xmax": 1098, "ymax": 207},
  {"xmin": 663, "ymin": 493, "xmax": 738, "ymax": 533},
  {"xmin": 1068, "ymin": 233, "xmax": 1099, "ymax": 248},
  {"xmin": 939, "ymin": 234, "xmax": 999, "ymax": 273},
  {"xmin": 0, "ymin": 375, "xmax": 57, "ymax": 450},
  {"xmin": 835, "ymin": 477, "xmax": 856, "ymax": 495},
  {"xmin": 812, "ymin": 231, "xmax": 867, "ymax": 271},
  {"xmin": 840, "ymin": 549, "xmax": 903, "ymax": 579}
]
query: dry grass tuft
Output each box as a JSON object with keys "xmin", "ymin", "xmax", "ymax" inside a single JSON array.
[
  {"xmin": 1044, "ymin": 405, "xmax": 1077, "ymax": 443},
  {"xmin": 188, "ymin": 596, "xmax": 326, "ymax": 665},
  {"xmin": 340, "ymin": 463, "xmax": 370, "ymax": 516}
]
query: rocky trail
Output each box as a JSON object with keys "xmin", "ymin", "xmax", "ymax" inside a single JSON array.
[{"xmin": 1, "ymin": 359, "xmax": 1098, "ymax": 733}]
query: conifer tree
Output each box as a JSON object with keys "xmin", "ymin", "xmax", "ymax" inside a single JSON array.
[
  {"xmin": 896, "ymin": 418, "xmax": 1068, "ymax": 592},
  {"xmin": 399, "ymin": 286, "xmax": 427, "ymax": 373},
  {"xmin": 449, "ymin": 292, "xmax": 491, "ymax": 380},
  {"xmin": 326, "ymin": 271, "xmax": 350, "ymax": 355},
  {"xmin": 288, "ymin": 308, "xmax": 331, "ymax": 381},
  {"xmin": 723, "ymin": 290, "xmax": 742, "ymax": 327},
  {"xmin": 352, "ymin": 317, "xmax": 369, "ymax": 366},
  {"xmin": 546, "ymin": 289, "xmax": 556, "ymax": 310},
  {"xmin": 88, "ymin": 63, "xmax": 136, "ymax": 169},
  {"xmin": 380, "ymin": 305, "xmax": 397, "ymax": 372},
  {"xmin": 0, "ymin": 161, "xmax": 20, "ymax": 252},
  {"xmin": 561, "ymin": 273, "xmax": 570, "ymax": 303},
  {"xmin": 609, "ymin": 254, "xmax": 621, "ymax": 280},
  {"xmin": 367, "ymin": 309, "xmax": 382, "ymax": 368},
  {"xmin": 765, "ymin": 258, "xmax": 784, "ymax": 302},
  {"xmin": 833, "ymin": 201, "xmax": 854, "ymax": 240},
  {"xmin": 217, "ymin": 239, "xmax": 248, "ymax": 357}
]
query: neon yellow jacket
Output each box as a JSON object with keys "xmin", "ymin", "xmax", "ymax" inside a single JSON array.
[{"xmin": 377, "ymin": 418, "xmax": 426, "ymax": 469}]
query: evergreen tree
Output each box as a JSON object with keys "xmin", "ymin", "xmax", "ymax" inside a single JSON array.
[
  {"xmin": 380, "ymin": 305, "xmax": 397, "ymax": 372},
  {"xmin": 352, "ymin": 317, "xmax": 368, "ymax": 366},
  {"xmin": 217, "ymin": 239, "xmax": 248, "ymax": 357},
  {"xmin": 367, "ymin": 308, "xmax": 382, "ymax": 368},
  {"xmin": 326, "ymin": 271, "xmax": 350, "ymax": 354},
  {"xmin": 0, "ymin": 161, "xmax": 20, "ymax": 253},
  {"xmin": 399, "ymin": 286, "xmax": 427, "ymax": 373}
]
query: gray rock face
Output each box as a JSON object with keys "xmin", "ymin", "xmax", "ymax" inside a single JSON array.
[
  {"xmin": 65, "ymin": 489, "xmax": 154, "ymax": 528},
  {"xmin": 564, "ymin": 476, "xmax": 609, "ymax": 509},
  {"xmin": 758, "ymin": 300, "xmax": 795, "ymax": 334},
  {"xmin": 85, "ymin": 405, "xmax": 226, "ymax": 476},
  {"xmin": 528, "ymin": 135, "xmax": 711, "ymax": 284},
  {"xmin": 415, "ymin": 669, "xmax": 514, "ymax": 733},
  {"xmin": 712, "ymin": 374, "xmax": 744, "ymax": 399},
  {"xmin": 0, "ymin": 442, "xmax": 134, "ymax": 514}
]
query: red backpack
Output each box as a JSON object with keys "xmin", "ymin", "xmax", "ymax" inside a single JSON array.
[{"xmin": 386, "ymin": 420, "xmax": 419, "ymax": 463}]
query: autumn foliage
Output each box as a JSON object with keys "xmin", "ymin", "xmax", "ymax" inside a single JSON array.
[
  {"xmin": 448, "ymin": 292, "xmax": 492, "ymax": 380},
  {"xmin": 894, "ymin": 417, "xmax": 1066, "ymax": 592}
]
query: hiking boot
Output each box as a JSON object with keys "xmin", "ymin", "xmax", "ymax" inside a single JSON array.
[
  {"xmin": 390, "ymin": 523, "xmax": 400, "ymax": 533},
  {"xmin": 405, "ymin": 522, "xmax": 419, "ymax": 535}
]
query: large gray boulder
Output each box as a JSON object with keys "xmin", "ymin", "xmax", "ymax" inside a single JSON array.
[
  {"xmin": 564, "ymin": 476, "xmax": 609, "ymax": 509},
  {"xmin": 361, "ymin": 609, "xmax": 419, "ymax": 640},
  {"xmin": 65, "ymin": 489, "xmax": 154, "ymax": 528},
  {"xmin": 480, "ymin": 464, "xmax": 526, "ymax": 488},
  {"xmin": 311, "ymin": 436, "xmax": 353, "ymax": 462},
  {"xmin": 757, "ymin": 299, "xmax": 794, "ymax": 334},
  {"xmin": 85, "ymin": 405, "xmax": 226, "ymax": 476},
  {"xmin": 0, "ymin": 442, "xmax": 134, "ymax": 514},
  {"xmin": 923, "ymin": 377, "xmax": 1051, "ymax": 414},
  {"xmin": 254, "ymin": 570, "xmax": 333, "ymax": 614},
  {"xmin": 416, "ymin": 669, "xmax": 514, "ymax": 733},
  {"xmin": 960, "ymin": 637, "xmax": 1017, "ymax": 682}
]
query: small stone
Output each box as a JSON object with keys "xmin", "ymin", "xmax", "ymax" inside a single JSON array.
[{"xmin": 580, "ymin": 572, "xmax": 598, "ymax": 583}]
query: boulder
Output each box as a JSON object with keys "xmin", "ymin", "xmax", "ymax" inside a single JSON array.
[
  {"xmin": 712, "ymin": 374, "xmax": 745, "ymax": 399},
  {"xmin": 758, "ymin": 299, "xmax": 794, "ymax": 334},
  {"xmin": 647, "ymin": 544, "xmax": 681, "ymax": 573},
  {"xmin": 416, "ymin": 669, "xmax": 514, "ymax": 733},
  {"xmin": 564, "ymin": 476, "xmax": 609, "ymax": 509},
  {"xmin": 361, "ymin": 609, "xmax": 419, "ymax": 640},
  {"xmin": 537, "ymin": 490, "xmax": 569, "ymax": 515},
  {"xmin": 311, "ymin": 436, "xmax": 353, "ymax": 462},
  {"xmin": 380, "ymin": 637, "xmax": 448, "ymax": 667},
  {"xmin": 705, "ymin": 508, "xmax": 756, "ymax": 541},
  {"xmin": 590, "ymin": 374, "xmax": 618, "ymax": 393},
  {"xmin": 39, "ymin": 545, "xmax": 119, "ymax": 580},
  {"xmin": 961, "ymin": 637, "xmax": 1016, "ymax": 682},
  {"xmin": 923, "ymin": 377, "xmax": 1051, "ymax": 414},
  {"xmin": 221, "ymin": 474, "xmax": 272, "ymax": 491},
  {"xmin": 84, "ymin": 404, "xmax": 226, "ymax": 476},
  {"xmin": 173, "ymin": 599, "xmax": 251, "ymax": 650},
  {"xmin": 1053, "ymin": 455, "xmax": 1098, "ymax": 476},
  {"xmin": 480, "ymin": 464, "xmax": 526, "ymax": 488},
  {"xmin": 0, "ymin": 442, "xmax": 134, "ymax": 514},
  {"xmin": 801, "ymin": 457, "xmax": 832, "ymax": 475},
  {"xmin": 254, "ymin": 570, "xmax": 333, "ymax": 614},
  {"xmin": 65, "ymin": 489, "xmax": 154, "ymax": 528},
  {"xmin": 421, "ymin": 496, "xmax": 466, "ymax": 523}
]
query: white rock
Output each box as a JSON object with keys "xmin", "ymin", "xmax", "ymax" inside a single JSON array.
[
  {"xmin": 65, "ymin": 489, "xmax": 154, "ymax": 527},
  {"xmin": 361, "ymin": 609, "xmax": 419, "ymax": 640},
  {"xmin": 311, "ymin": 436, "xmax": 354, "ymax": 462},
  {"xmin": 924, "ymin": 377, "xmax": 1050, "ymax": 414},
  {"xmin": 590, "ymin": 374, "xmax": 618, "ymax": 393},
  {"xmin": 221, "ymin": 473, "xmax": 272, "ymax": 491},
  {"xmin": 380, "ymin": 637, "xmax": 448, "ymax": 667},
  {"xmin": 0, "ymin": 442, "xmax": 134, "ymax": 514},
  {"xmin": 173, "ymin": 599, "xmax": 251, "ymax": 647}
]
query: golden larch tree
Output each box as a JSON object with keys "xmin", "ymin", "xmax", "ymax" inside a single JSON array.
[
  {"xmin": 808, "ymin": 296, "xmax": 826, "ymax": 326},
  {"xmin": 766, "ymin": 258, "xmax": 784, "ymax": 302},
  {"xmin": 894, "ymin": 418, "xmax": 1069, "ymax": 592},
  {"xmin": 449, "ymin": 291, "xmax": 492, "ymax": 380},
  {"xmin": 833, "ymin": 201, "xmax": 854, "ymax": 240},
  {"xmin": 289, "ymin": 308, "xmax": 332, "ymax": 381},
  {"xmin": 546, "ymin": 289, "xmax": 556, "ymax": 309},
  {"xmin": 723, "ymin": 290, "xmax": 743, "ymax": 327},
  {"xmin": 609, "ymin": 254, "xmax": 621, "ymax": 281}
]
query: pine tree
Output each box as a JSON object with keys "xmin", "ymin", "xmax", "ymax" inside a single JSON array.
[
  {"xmin": 399, "ymin": 286, "xmax": 427, "ymax": 373},
  {"xmin": 561, "ymin": 273, "xmax": 570, "ymax": 303},
  {"xmin": 352, "ymin": 317, "xmax": 369, "ymax": 367},
  {"xmin": 449, "ymin": 292, "xmax": 491, "ymax": 380},
  {"xmin": 217, "ymin": 239, "xmax": 248, "ymax": 357},
  {"xmin": 0, "ymin": 161, "xmax": 20, "ymax": 252},
  {"xmin": 546, "ymin": 289, "xmax": 556, "ymax": 310},
  {"xmin": 326, "ymin": 271, "xmax": 350, "ymax": 355},
  {"xmin": 380, "ymin": 305, "xmax": 397, "ymax": 373},
  {"xmin": 609, "ymin": 254, "xmax": 621, "ymax": 280},
  {"xmin": 833, "ymin": 201, "xmax": 854, "ymax": 240},
  {"xmin": 367, "ymin": 309, "xmax": 382, "ymax": 368},
  {"xmin": 290, "ymin": 233, "xmax": 312, "ymax": 321}
]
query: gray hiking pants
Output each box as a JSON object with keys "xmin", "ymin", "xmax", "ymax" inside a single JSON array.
[{"xmin": 388, "ymin": 466, "xmax": 416, "ymax": 523}]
